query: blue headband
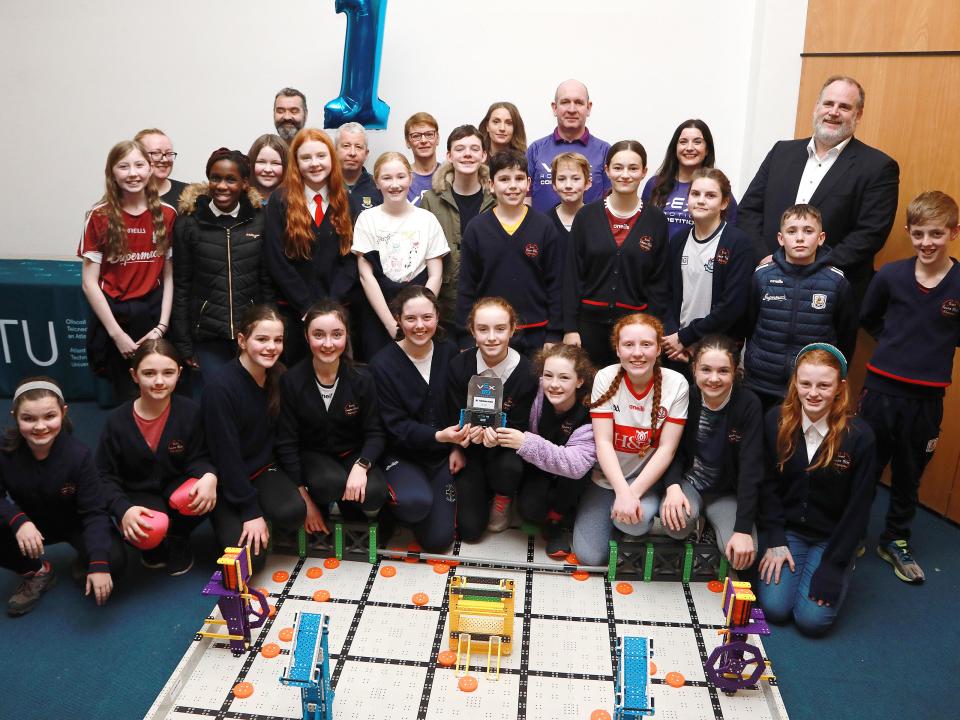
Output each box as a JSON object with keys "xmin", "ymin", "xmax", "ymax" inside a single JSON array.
[{"xmin": 795, "ymin": 343, "xmax": 848, "ymax": 378}]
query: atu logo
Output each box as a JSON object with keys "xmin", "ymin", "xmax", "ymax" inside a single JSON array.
[
  {"xmin": 0, "ymin": 320, "xmax": 58, "ymax": 366},
  {"xmin": 323, "ymin": 0, "xmax": 390, "ymax": 130}
]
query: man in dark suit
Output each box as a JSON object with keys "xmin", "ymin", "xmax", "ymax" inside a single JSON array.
[{"xmin": 737, "ymin": 76, "xmax": 900, "ymax": 302}]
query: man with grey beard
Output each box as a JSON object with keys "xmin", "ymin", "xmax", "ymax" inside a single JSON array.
[
  {"xmin": 738, "ymin": 75, "xmax": 899, "ymax": 301},
  {"xmin": 273, "ymin": 87, "xmax": 308, "ymax": 142}
]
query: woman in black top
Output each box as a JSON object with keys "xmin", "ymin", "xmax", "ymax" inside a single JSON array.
[{"xmin": 276, "ymin": 301, "xmax": 387, "ymax": 531}]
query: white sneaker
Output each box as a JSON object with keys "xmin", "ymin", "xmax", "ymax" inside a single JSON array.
[{"xmin": 487, "ymin": 496, "xmax": 512, "ymax": 533}]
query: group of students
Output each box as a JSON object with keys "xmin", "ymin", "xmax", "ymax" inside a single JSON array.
[{"xmin": 2, "ymin": 104, "xmax": 958, "ymax": 638}]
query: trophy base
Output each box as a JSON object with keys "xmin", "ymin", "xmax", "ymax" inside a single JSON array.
[{"xmin": 460, "ymin": 408, "xmax": 507, "ymax": 428}]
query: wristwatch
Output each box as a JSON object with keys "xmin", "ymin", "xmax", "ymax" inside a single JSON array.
[{"xmin": 355, "ymin": 456, "xmax": 372, "ymax": 469}]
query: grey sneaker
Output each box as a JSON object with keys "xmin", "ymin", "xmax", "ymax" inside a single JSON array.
[
  {"xmin": 877, "ymin": 540, "xmax": 925, "ymax": 584},
  {"xmin": 487, "ymin": 495, "xmax": 512, "ymax": 533},
  {"xmin": 8, "ymin": 563, "xmax": 57, "ymax": 616}
]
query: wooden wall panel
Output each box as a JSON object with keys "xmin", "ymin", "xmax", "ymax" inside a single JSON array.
[
  {"xmin": 794, "ymin": 2, "xmax": 960, "ymax": 520},
  {"xmin": 804, "ymin": 0, "xmax": 960, "ymax": 53}
]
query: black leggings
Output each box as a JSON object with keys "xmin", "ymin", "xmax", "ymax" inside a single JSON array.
[
  {"xmin": 212, "ymin": 466, "xmax": 306, "ymax": 573},
  {"xmin": 0, "ymin": 522, "xmax": 127, "ymax": 577},
  {"xmin": 516, "ymin": 466, "xmax": 588, "ymax": 525},
  {"xmin": 302, "ymin": 451, "xmax": 388, "ymax": 516},
  {"xmin": 383, "ymin": 455, "xmax": 457, "ymax": 552},
  {"xmin": 455, "ymin": 446, "xmax": 523, "ymax": 542}
]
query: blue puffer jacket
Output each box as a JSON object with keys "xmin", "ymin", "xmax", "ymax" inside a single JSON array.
[{"xmin": 744, "ymin": 248, "xmax": 858, "ymax": 398}]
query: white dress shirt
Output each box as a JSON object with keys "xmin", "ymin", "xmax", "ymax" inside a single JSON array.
[{"xmin": 795, "ymin": 136, "xmax": 852, "ymax": 204}]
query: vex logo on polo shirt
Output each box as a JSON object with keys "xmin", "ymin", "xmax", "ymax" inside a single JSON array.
[{"xmin": 613, "ymin": 422, "xmax": 651, "ymax": 452}]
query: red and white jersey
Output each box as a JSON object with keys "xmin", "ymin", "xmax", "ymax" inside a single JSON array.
[
  {"xmin": 78, "ymin": 202, "xmax": 175, "ymax": 300},
  {"xmin": 589, "ymin": 364, "xmax": 688, "ymax": 489}
]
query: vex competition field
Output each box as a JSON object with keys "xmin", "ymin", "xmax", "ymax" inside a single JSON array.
[{"xmin": 145, "ymin": 529, "xmax": 789, "ymax": 720}]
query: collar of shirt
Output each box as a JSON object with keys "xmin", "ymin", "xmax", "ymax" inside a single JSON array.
[
  {"xmin": 801, "ymin": 412, "xmax": 829, "ymax": 440},
  {"xmin": 552, "ymin": 126, "xmax": 591, "ymax": 146},
  {"xmin": 806, "ymin": 135, "xmax": 852, "ymax": 163},
  {"xmin": 305, "ymin": 185, "xmax": 329, "ymax": 216},
  {"xmin": 208, "ymin": 200, "xmax": 240, "ymax": 218},
  {"xmin": 477, "ymin": 347, "xmax": 521, "ymax": 381}
]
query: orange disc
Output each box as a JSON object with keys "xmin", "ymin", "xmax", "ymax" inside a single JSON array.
[
  {"xmin": 437, "ymin": 650, "xmax": 457, "ymax": 667},
  {"xmin": 278, "ymin": 627, "xmax": 294, "ymax": 642},
  {"xmin": 412, "ymin": 592, "xmax": 429, "ymax": 606},
  {"xmin": 232, "ymin": 682, "xmax": 254, "ymax": 698},
  {"xmin": 404, "ymin": 542, "xmax": 422, "ymax": 563},
  {"xmin": 458, "ymin": 675, "xmax": 478, "ymax": 692},
  {"xmin": 379, "ymin": 565, "xmax": 397, "ymax": 577},
  {"xmin": 272, "ymin": 570, "xmax": 289, "ymax": 583},
  {"xmin": 707, "ymin": 580, "xmax": 725, "ymax": 593},
  {"xmin": 616, "ymin": 582, "xmax": 634, "ymax": 595},
  {"xmin": 572, "ymin": 570, "xmax": 590, "ymax": 581},
  {"xmin": 590, "ymin": 711, "xmax": 612, "ymax": 720},
  {"xmin": 649, "ymin": 661, "xmax": 657, "ymax": 676},
  {"xmin": 312, "ymin": 589, "xmax": 331, "ymax": 603},
  {"xmin": 433, "ymin": 563, "xmax": 450, "ymax": 574},
  {"xmin": 323, "ymin": 558, "xmax": 340, "ymax": 569},
  {"xmin": 565, "ymin": 553, "xmax": 579, "ymax": 564},
  {"xmin": 268, "ymin": 604, "xmax": 277, "ymax": 618},
  {"xmin": 306, "ymin": 566, "xmax": 324, "ymax": 579},
  {"xmin": 260, "ymin": 643, "xmax": 281, "ymax": 659},
  {"xmin": 258, "ymin": 587, "xmax": 270, "ymax": 597},
  {"xmin": 665, "ymin": 671, "xmax": 686, "ymax": 688}
]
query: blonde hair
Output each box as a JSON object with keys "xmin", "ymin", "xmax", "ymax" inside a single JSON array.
[{"xmin": 373, "ymin": 151, "xmax": 412, "ymax": 179}]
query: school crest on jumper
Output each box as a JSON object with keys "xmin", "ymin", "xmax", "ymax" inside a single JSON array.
[
  {"xmin": 941, "ymin": 299, "xmax": 960, "ymax": 318},
  {"xmin": 167, "ymin": 439, "xmax": 185, "ymax": 455},
  {"xmin": 524, "ymin": 243, "xmax": 540, "ymax": 258},
  {"xmin": 344, "ymin": 402, "xmax": 359, "ymax": 417},
  {"xmin": 832, "ymin": 451, "xmax": 852, "ymax": 472},
  {"xmin": 715, "ymin": 248, "xmax": 730, "ymax": 266},
  {"xmin": 811, "ymin": 293, "xmax": 827, "ymax": 310},
  {"xmin": 561, "ymin": 420, "xmax": 575, "ymax": 436},
  {"xmin": 59, "ymin": 483, "xmax": 76, "ymax": 497},
  {"xmin": 727, "ymin": 427, "xmax": 742, "ymax": 443},
  {"xmin": 637, "ymin": 236, "xmax": 653, "ymax": 252}
]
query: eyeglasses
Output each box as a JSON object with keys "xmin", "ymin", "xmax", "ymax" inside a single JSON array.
[
  {"xmin": 407, "ymin": 131, "xmax": 437, "ymax": 142},
  {"xmin": 147, "ymin": 151, "xmax": 178, "ymax": 161}
]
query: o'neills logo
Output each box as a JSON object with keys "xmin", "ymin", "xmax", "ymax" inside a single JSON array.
[
  {"xmin": 832, "ymin": 451, "xmax": 852, "ymax": 472},
  {"xmin": 344, "ymin": 402, "xmax": 359, "ymax": 417},
  {"xmin": 941, "ymin": 299, "xmax": 960, "ymax": 318},
  {"xmin": 715, "ymin": 248, "xmax": 730, "ymax": 265},
  {"xmin": 727, "ymin": 427, "xmax": 742, "ymax": 443},
  {"xmin": 613, "ymin": 422, "xmax": 651, "ymax": 452},
  {"xmin": 167, "ymin": 439, "xmax": 185, "ymax": 455},
  {"xmin": 637, "ymin": 236, "xmax": 653, "ymax": 252},
  {"xmin": 524, "ymin": 243, "xmax": 540, "ymax": 258}
]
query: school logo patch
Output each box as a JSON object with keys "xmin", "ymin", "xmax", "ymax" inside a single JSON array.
[
  {"xmin": 715, "ymin": 248, "xmax": 730, "ymax": 266},
  {"xmin": 361, "ymin": 196, "xmax": 374, "ymax": 209},
  {"xmin": 344, "ymin": 402, "xmax": 359, "ymax": 417},
  {"xmin": 59, "ymin": 483, "xmax": 76, "ymax": 497},
  {"xmin": 811, "ymin": 293, "xmax": 827, "ymax": 310},
  {"xmin": 727, "ymin": 427, "xmax": 742, "ymax": 443},
  {"xmin": 524, "ymin": 243, "xmax": 540, "ymax": 258},
  {"xmin": 832, "ymin": 451, "xmax": 852, "ymax": 472},
  {"xmin": 167, "ymin": 439, "xmax": 185, "ymax": 455},
  {"xmin": 926, "ymin": 437, "xmax": 939, "ymax": 453},
  {"xmin": 941, "ymin": 299, "xmax": 960, "ymax": 318},
  {"xmin": 561, "ymin": 420, "xmax": 575, "ymax": 436},
  {"xmin": 637, "ymin": 235, "xmax": 653, "ymax": 252}
]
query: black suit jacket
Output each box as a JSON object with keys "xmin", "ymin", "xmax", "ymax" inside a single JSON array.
[{"xmin": 736, "ymin": 137, "xmax": 899, "ymax": 282}]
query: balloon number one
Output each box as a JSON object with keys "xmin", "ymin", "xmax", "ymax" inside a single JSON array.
[{"xmin": 324, "ymin": 0, "xmax": 390, "ymax": 130}]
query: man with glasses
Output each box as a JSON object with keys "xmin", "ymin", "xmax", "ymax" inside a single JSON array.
[
  {"xmin": 526, "ymin": 79, "xmax": 611, "ymax": 212},
  {"xmin": 134, "ymin": 128, "xmax": 186, "ymax": 208},
  {"xmin": 274, "ymin": 87, "xmax": 308, "ymax": 143},
  {"xmin": 404, "ymin": 112, "xmax": 440, "ymax": 206}
]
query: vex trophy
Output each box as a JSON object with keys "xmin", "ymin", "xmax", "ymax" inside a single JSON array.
[{"xmin": 460, "ymin": 375, "xmax": 508, "ymax": 428}]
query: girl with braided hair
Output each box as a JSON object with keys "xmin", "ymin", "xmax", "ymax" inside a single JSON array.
[
  {"xmin": 79, "ymin": 140, "xmax": 176, "ymax": 402},
  {"xmin": 571, "ymin": 313, "xmax": 689, "ymax": 566},
  {"xmin": 170, "ymin": 147, "xmax": 272, "ymax": 388}
]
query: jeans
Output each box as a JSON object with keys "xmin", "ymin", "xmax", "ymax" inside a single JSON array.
[{"xmin": 571, "ymin": 481, "xmax": 660, "ymax": 567}]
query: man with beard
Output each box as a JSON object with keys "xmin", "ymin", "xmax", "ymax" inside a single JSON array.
[
  {"xmin": 738, "ymin": 76, "xmax": 900, "ymax": 302},
  {"xmin": 273, "ymin": 88, "xmax": 308, "ymax": 142}
]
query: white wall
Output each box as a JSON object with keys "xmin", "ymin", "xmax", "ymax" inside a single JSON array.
[{"xmin": 0, "ymin": 0, "xmax": 806, "ymax": 259}]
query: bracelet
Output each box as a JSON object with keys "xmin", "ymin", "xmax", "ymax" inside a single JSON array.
[
  {"xmin": 154, "ymin": 326, "xmax": 165, "ymax": 337},
  {"xmin": 157, "ymin": 322, "xmax": 168, "ymax": 330}
]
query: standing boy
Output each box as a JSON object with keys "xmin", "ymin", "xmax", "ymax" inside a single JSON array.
[
  {"xmin": 404, "ymin": 112, "xmax": 441, "ymax": 205},
  {"xmin": 744, "ymin": 204, "xmax": 858, "ymax": 408},
  {"xmin": 420, "ymin": 125, "xmax": 495, "ymax": 330},
  {"xmin": 456, "ymin": 150, "xmax": 563, "ymax": 354},
  {"xmin": 859, "ymin": 191, "xmax": 960, "ymax": 584}
]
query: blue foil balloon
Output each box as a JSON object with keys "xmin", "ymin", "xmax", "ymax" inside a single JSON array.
[{"xmin": 324, "ymin": 0, "xmax": 390, "ymax": 130}]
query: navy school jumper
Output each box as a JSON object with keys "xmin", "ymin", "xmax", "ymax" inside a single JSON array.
[{"xmin": 455, "ymin": 207, "xmax": 563, "ymax": 346}]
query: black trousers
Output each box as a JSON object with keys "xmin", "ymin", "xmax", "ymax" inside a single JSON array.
[
  {"xmin": 516, "ymin": 466, "xmax": 588, "ymax": 525},
  {"xmin": 455, "ymin": 446, "xmax": 523, "ymax": 542},
  {"xmin": 858, "ymin": 388, "xmax": 943, "ymax": 543},
  {"xmin": 0, "ymin": 521, "xmax": 127, "ymax": 577},
  {"xmin": 302, "ymin": 450, "xmax": 388, "ymax": 515}
]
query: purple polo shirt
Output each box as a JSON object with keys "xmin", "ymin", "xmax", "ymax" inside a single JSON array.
[{"xmin": 526, "ymin": 127, "xmax": 611, "ymax": 212}]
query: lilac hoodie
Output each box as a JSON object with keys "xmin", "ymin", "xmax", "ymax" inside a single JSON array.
[{"xmin": 516, "ymin": 389, "xmax": 596, "ymax": 478}]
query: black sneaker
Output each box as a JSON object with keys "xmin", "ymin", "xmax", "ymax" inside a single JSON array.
[
  {"xmin": 544, "ymin": 522, "xmax": 571, "ymax": 559},
  {"xmin": 166, "ymin": 537, "xmax": 194, "ymax": 577},
  {"xmin": 140, "ymin": 542, "xmax": 168, "ymax": 569},
  {"xmin": 8, "ymin": 563, "xmax": 57, "ymax": 616}
]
